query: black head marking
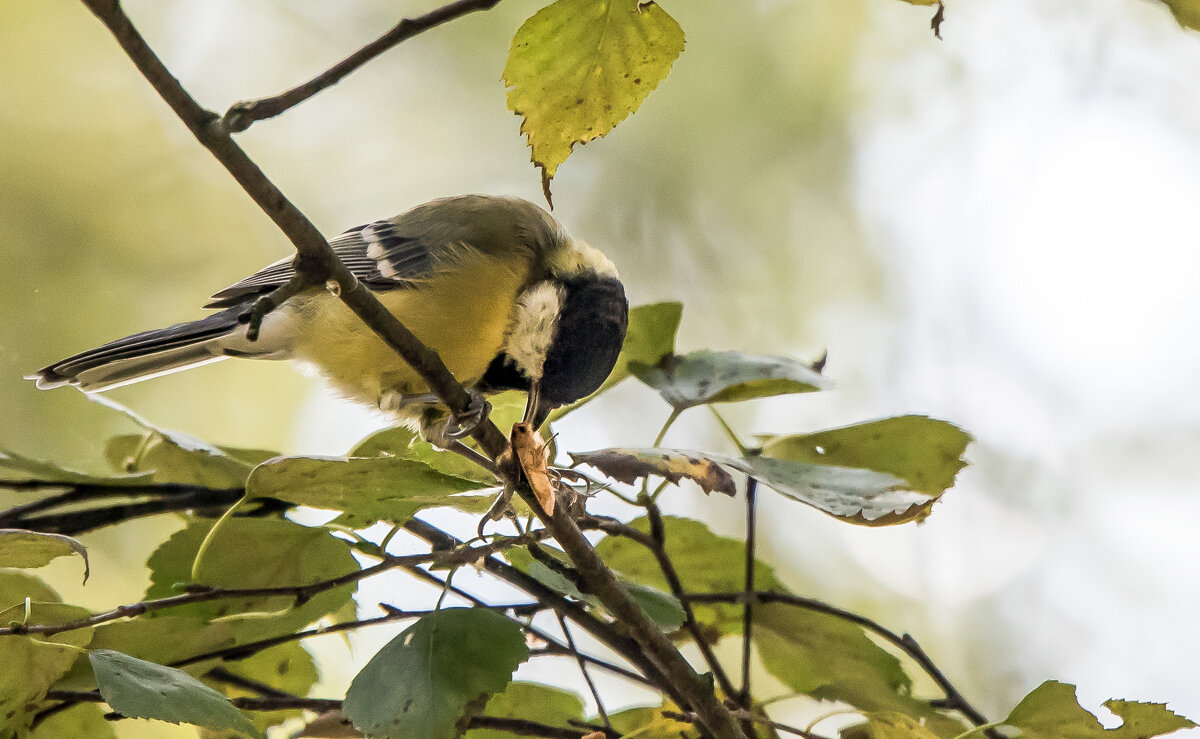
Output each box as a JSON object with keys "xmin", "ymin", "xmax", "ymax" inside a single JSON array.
[{"xmin": 539, "ymin": 276, "xmax": 628, "ymax": 408}]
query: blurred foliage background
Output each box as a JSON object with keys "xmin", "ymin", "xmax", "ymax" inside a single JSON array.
[{"xmin": 3, "ymin": 0, "xmax": 1199, "ymax": 735}]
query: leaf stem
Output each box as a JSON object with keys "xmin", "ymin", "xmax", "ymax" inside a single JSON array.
[
  {"xmin": 189, "ymin": 496, "xmax": 246, "ymax": 582},
  {"xmin": 708, "ymin": 406, "xmax": 750, "ymax": 456}
]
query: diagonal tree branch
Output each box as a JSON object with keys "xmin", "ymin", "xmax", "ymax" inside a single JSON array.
[
  {"xmin": 77, "ymin": 0, "xmax": 509, "ymax": 461},
  {"xmin": 220, "ymin": 0, "xmax": 505, "ymax": 132}
]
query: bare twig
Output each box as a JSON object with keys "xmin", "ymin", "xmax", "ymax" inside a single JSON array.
[
  {"xmin": 555, "ymin": 612, "xmax": 612, "ymax": 731},
  {"xmin": 43, "ymin": 691, "xmax": 603, "ymax": 738},
  {"xmin": 740, "ymin": 476, "xmax": 759, "ymax": 710},
  {"xmin": 0, "ymin": 553, "xmax": 436, "ymax": 637},
  {"xmin": 640, "ymin": 501, "xmax": 739, "ymax": 700},
  {"xmin": 686, "ymin": 591, "xmax": 996, "ymax": 733},
  {"xmin": 220, "ymin": 0, "xmax": 504, "ymax": 132},
  {"xmin": 0, "ymin": 482, "xmax": 251, "ymax": 534},
  {"xmin": 0, "ymin": 529, "xmax": 547, "ymax": 638}
]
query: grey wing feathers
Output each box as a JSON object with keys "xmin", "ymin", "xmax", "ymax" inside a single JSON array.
[{"xmin": 204, "ymin": 224, "xmax": 437, "ymax": 309}]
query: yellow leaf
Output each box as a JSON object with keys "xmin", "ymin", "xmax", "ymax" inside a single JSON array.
[{"xmin": 503, "ymin": 0, "xmax": 685, "ymax": 192}]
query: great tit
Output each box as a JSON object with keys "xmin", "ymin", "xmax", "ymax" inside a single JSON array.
[{"xmin": 28, "ymin": 195, "xmax": 629, "ymax": 441}]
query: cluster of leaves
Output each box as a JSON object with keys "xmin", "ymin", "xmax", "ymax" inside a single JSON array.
[{"xmin": 1, "ymin": 302, "xmax": 1194, "ymax": 739}]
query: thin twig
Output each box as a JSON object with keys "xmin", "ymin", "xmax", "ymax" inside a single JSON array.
[
  {"xmin": 403, "ymin": 560, "xmax": 655, "ymax": 689},
  {"xmin": 0, "ymin": 553, "xmax": 433, "ymax": 637},
  {"xmin": 556, "ymin": 612, "xmax": 613, "ymax": 731},
  {"xmin": 740, "ymin": 476, "xmax": 759, "ymax": 709},
  {"xmin": 1, "ymin": 486, "xmax": 251, "ymax": 534},
  {"xmin": 171, "ymin": 602, "xmax": 539, "ymax": 669},
  {"xmin": 43, "ymin": 691, "xmax": 603, "ymax": 738},
  {"xmin": 641, "ymin": 500, "xmax": 739, "ymax": 701},
  {"xmin": 1, "ymin": 530, "xmax": 552, "ymax": 639},
  {"xmin": 219, "ymin": 0, "xmax": 505, "ymax": 133},
  {"xmin": 686, "ymin": 591, "xmax": 996, "ymax": 733},
  {"xmin": 205, "ymin": 667, "xmax": 299, "ymax": 699}
]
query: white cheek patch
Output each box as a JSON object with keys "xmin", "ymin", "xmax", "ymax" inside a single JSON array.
[{"xmin": 505, "ymin": 281, "xmax": 565, "ymax": 381}]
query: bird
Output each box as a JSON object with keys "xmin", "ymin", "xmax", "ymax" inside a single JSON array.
[{"xmin": 28, "ymin": 195, "xmax": 629, "ymax": 446}]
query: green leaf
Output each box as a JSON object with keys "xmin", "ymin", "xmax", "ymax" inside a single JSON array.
[
  {"xmin": 527, "ymin": 559, "xmax": 587, "ymax": 600},
  {"xmin": 1004, "ymin": 680, "xmax": 1196, "ymax": 738},
  {"xmin": 503, "ymin": 0, "xmax": 685, "ymax": 189},
  {"xmin": 748, "ymin": 456, "xmax": 935, "ymax": 526},
  {"xmin": 0, "ymin": 448, "xmax": 150, "ymax": 486},
  {"xmin": 246, "ymin": 455, "xmax": 492, "ymax": 528},
  {"xmin": 551, "ymin": 302, "xmax": 683, "ymax": 421},
  {"xmin": 0, "ymin": 570, "xmax": 61, "ymax": 609},
  {"xmin": 0, "ymin": 529, "xmax": 89, "ymax": 583},
  {"xmin": 840, "ymin": 712, "xmax": 941, "ymax": 739},
  {"xmin": 89, "ymin": 649, "xmax": 262, "ymax": 738},
  {"xmin": 105, "ymin": 431, "xmax": 253, "ymax": 488},
  {"xmin": 29, "ymin": 702, "xmax": 117, "ymax": 739},
  {"xmin": 465, "ymin": 681, "xmax": 585, "ymax": 739},
  {"xmin": 0, "ymin": 602, "xmax": 94, "ymax": 735},
  {"xmin": 81, "ymin": 615, "xmax": 239, "ymax": 678},
  {"xmin": 211, "ymin": 641, "xmax": 319, "ymax": 732},
  {"xmin": 631, "ymin": 350, "xmax": 830, "ymax": 411},
  {"xmin": 623, "ymin": 581, "xmax": 686, "ymax": 632},
  {"xmin": 1156, "ymin": 0, "xmax": 1200, "ymax": 31},
  {"xmin": 343, "ymin": 608, "xmax": 529, "ymax": 739},
  {"xmin": 594, "ymin": 516, "xmax": 782, "ymax": 634},
  {"xmin": 145, "ymin": 517, "xmax": 357, "ymax": 630},
  {"xmin": 350, "ymin": 427, "xmax": 496, "ymax": 485},
  {"xmin": 754, "ymin": 604, "xmax": 967, "ymax": 737},
  {"xmin": 608, "ymin": 705, "xmax": 694, "ymax": 738},
  {"xmin": 571, "ymin": 448, "xmax": 743, "ymax": 496},
  {"xmin": 761, "ymin": 416, "xmax": 971, "ymax": 497}
]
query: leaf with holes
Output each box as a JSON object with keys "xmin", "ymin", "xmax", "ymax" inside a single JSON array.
[
  {"xmin": 0, "ymin": 529, "xmax": 89, "ymax": 583},
  {"xmin": 571, "ymin": 447, "xmax": 744, "ymax": 496},
  {"xmin": 209, "ymin": 641, "xmax": 319, "ymax": 732},
  {"xmin": 465, "ymin": 682, "xmax": 585, "ymax": 739},
  {"xmin": 504, "ymin": 0, "xmax": 685, "ymax": 191},
  {"xmin": 90, "ymin": 649, "xmax": 262, "ymax": 737},
  {"xmin": 748, "ymin": 456, "xmax": 936, "ymax": 525},
  {"xmin": 344, "ymin": 608, "xmax": 528, "ymax": 739},
  {"xmin": 761, "ymin": 416, "xmax": 971, "ymax": 497},
  {"xmin": 247, "ymin": 455, "xmax": 491, "ymax": 527},
  {"xmin": 631, "ymin": 350, "xmax": 830, "ymax": 411},
  {"xmin": 1003, "ymin": 681, "xmax": 1195, "ymax": 738}
]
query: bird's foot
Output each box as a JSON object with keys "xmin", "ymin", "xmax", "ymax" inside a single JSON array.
[
  {"xmin": 443, "ymin": 390, "xmax": 492, "ymax": 439},
  {"xmin": 418, "ymin": 391, "xmax": 490, "ymax": 450}
]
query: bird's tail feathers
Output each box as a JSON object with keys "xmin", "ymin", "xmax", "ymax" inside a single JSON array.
[{"xmin": 28, "ymin": 306, "xmax": 255, "ymax": 392}]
